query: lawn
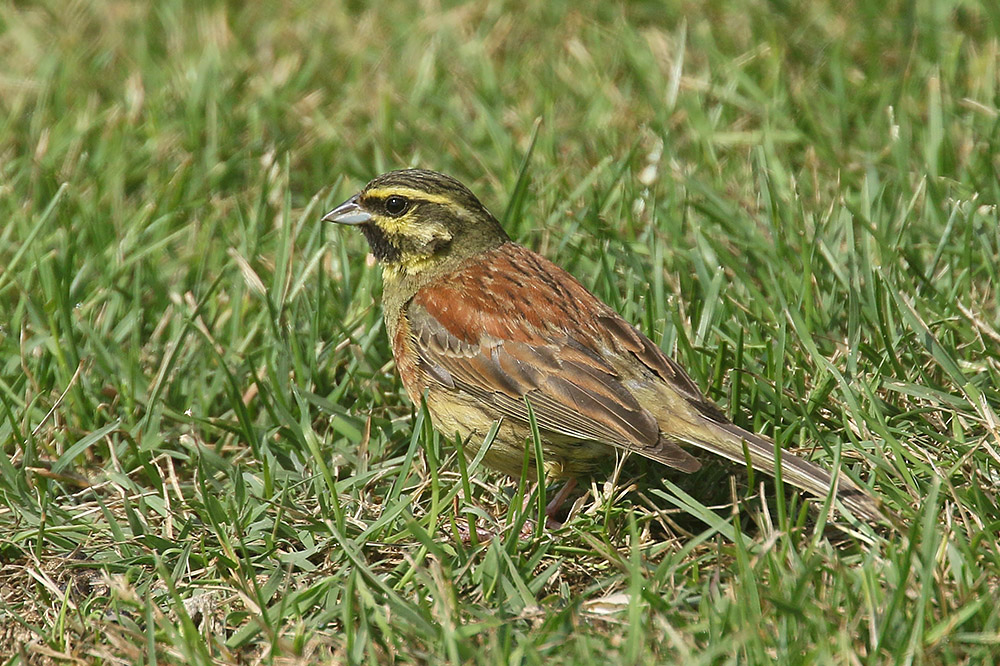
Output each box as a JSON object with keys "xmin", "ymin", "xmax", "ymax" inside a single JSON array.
[{"xmin": 1, "ymin": 0, "xmax": 999, "ymax": 663}]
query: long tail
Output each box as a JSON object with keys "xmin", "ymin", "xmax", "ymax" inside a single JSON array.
[{"xmin": 684, "ymin": 420, "xmax": 887, "ymax": 524}]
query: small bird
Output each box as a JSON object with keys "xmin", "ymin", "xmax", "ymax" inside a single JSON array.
[{"xmin": 324, "ymin": 169, "xmax": 885, "ymax": 523}]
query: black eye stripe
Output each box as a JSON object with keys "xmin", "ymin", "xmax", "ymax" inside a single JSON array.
[{"xmin": 362, "ymin": 194, "xmax": 428, "ymax": 215}]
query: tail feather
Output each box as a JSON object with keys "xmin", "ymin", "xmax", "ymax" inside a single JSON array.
[{"xmin": 684, "ymin": 420, "xmax": 886, "ymax": 524}]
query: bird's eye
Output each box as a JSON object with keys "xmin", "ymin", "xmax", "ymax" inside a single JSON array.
[{"xmin": 384, "ymin": 195, "xmax": 409, "ymax": 216}]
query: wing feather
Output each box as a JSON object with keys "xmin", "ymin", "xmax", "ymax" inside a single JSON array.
[{"xmin": 406, "ymin": 287, "xmax": 701, "ymax": 472}]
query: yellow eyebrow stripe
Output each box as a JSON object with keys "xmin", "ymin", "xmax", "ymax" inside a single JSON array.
[{"xmin": 363, "ymin": 187, "xmax": 456, "ymax": 207}]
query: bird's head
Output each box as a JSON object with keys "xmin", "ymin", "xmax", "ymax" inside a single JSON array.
[{"xmin": 324, "ymin": 169, "xmax": 510, "ymax": 278}]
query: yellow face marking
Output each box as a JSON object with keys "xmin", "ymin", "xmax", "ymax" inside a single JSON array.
[
  {"xmin": 362, "ymin": 186, "xmax": 463, "ymax": 238},
  {"xmin": 371, "ymin": 215, "xmax": 452, "ymax": 246},
  {"xmin": 362, "ymin": 187, "xmax": 458, "ymax": 207},
  {"xmin": 373, "ymin": 216, "xmax": 416, "ymax": 234}
]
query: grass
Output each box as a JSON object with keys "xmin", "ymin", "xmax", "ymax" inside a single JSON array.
[{"xmin": 1, "ymin": 0, "xmax": 999, "ymax": 663}]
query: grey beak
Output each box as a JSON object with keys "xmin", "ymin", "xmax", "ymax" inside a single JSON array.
[{"xmin": 322, "ymin": 195, "xmax": 371, "ymax": 225}]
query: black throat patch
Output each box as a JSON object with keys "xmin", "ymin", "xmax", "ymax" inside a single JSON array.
[{"xmin": 358, "ymin": 223, "xmax": 402, "ymax": 263}]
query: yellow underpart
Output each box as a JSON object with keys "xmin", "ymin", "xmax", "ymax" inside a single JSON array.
[{"xmin": 382, "ymin": 254, "xmax": 439, "ymax": 283}]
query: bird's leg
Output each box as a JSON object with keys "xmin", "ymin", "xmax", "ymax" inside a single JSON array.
[{"xmin": 543, "ymin": 478, "xmax": 578, "ymax": 527}]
